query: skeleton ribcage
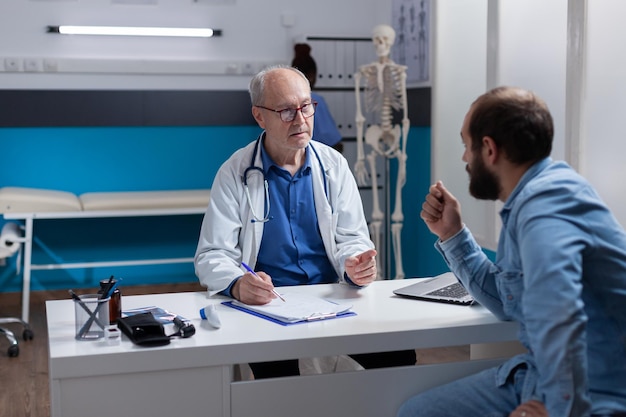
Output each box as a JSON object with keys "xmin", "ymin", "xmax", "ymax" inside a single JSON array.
[{"xmin": 362, "ymin": 65, "xmax": 404, "ymax": 129}]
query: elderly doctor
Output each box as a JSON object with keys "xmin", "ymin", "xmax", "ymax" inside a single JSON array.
[{"xmin": 195, "ymin": 65, "xmax": 416, "ymax": 378}]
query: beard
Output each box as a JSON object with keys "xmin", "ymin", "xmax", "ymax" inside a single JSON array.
[{"xmin": 467, "ymin": 154, "xmax": 500, "ymax": 200}]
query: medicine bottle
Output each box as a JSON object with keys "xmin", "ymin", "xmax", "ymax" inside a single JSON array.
[{"xmin": 99, "ymin": 278, "xmax": 122, "ymax": 325}]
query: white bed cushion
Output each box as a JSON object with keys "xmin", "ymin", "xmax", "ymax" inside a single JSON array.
[
  {"xmin": 0, "ymin": 187, "xmax": 82, "ymax": 213},
  {"xmin": 79, "ymin": 189, "xmax": 211, "ymax": 211}
]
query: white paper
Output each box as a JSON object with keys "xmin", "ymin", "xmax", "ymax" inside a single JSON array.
[{"xmin": 232, "ymin": 293, "xmax": 352, "ymax": 323}]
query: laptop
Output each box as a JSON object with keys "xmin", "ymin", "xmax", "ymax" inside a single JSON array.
[{"xmin": 393, "ymin": 272, "xmax": 475, "ymax": 305}]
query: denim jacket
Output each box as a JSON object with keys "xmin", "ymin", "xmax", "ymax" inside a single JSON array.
[{"xmin": 436, "ymin": 158, "xmax": 626, "ymax": 416}]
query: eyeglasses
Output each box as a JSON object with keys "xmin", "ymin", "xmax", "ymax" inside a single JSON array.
[{"xmin": 256, "ymin": 101, "xmax": 317, "ymax": 123}]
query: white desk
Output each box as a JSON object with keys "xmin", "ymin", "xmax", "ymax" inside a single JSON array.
[{"xmin": 46, "ymin": 280, "xmax": 519, "ymax": 417}]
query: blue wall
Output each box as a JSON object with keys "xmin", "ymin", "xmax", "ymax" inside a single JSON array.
[
  {"xmin": 0, "ymin": 125, "xmax": 451, "ymax": 293},
  {"xmin": 0, "ymin": 125, "xmax": 261, "ymax": 193},
  {"xmin": 400, "ymin": 127, "xmax": 449, "ymax": 278},
  {"xmin": 0, "ymin": 125, "xmax": 260, "ymax": 292}
]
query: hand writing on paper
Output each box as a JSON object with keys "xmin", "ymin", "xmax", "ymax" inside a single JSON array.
[
  {"xmin": 345, "ymin": 249, "xmax": 378, "ymax": 286},
  {"xmin": 233, "ymin": 270, "xmax": 277, "ymax": 305}
]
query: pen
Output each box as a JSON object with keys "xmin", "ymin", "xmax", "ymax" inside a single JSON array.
[
  {"xmin": 241, "ymin": 262, "xmax": 285, "ymax": 302},
  {"xmin": 104, "ymin": 279, "xmax": 120, "ymax": 299},
  {"xmin": 100, "ymin": 275, "xmax": 115, "ymax": 299}
]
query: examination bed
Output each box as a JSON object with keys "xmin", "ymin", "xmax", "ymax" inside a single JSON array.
[{"xmin": 0, "ymin": 186, "xmax": 210, "ymax": 321}]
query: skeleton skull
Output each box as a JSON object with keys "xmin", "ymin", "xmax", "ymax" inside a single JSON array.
[{"xmin": 372, "ymin": 24, "xmax": 396, "ymax": 59}]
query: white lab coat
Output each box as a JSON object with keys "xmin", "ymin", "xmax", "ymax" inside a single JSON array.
[{"xmin": 194, "ymin": 133, "xmax": 374, "ymax": 295}]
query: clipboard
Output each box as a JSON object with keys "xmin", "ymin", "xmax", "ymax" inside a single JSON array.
[{"xmin": 222, "ymin": 293, "xmax": 356, "ymax": 326}]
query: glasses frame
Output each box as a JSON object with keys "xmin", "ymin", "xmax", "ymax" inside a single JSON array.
[{"xmin": 255, "ymin": 101, "xmax": 318, "ymax": 123}]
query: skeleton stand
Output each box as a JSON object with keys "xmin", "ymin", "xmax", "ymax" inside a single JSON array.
[{"xmin": 354, "ymin": 61, "xmax": 409, "ymax": 280}]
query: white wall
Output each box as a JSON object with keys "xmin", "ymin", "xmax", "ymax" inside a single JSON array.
[
  {"xmin": 497, "ymin": 1, "xmax": 567, "ymax": 162},
  {"xmin": 432, "ymin": 0, "xmax": 492, "ymax": 247},
  {"xmin": 435, "ymin": 0, "xmax": 626, "ymax": 249},
  {"xmin": 583, "ymin": 0, "xmax": 626, "ymax": 227},
  {"xmin": 433, "ymin": 0, "xmax": 569, "ymax": 251},
  {"xmin": 0, "ymin": 0, "xmax": 391, "ymax": 90}
]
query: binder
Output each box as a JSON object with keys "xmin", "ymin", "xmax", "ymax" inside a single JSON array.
[{"xmin": 222, "ymin": 293, "xmax": 355, "ymax": 326}]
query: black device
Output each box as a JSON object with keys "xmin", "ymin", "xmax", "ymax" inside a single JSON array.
[
  {"xmin": 172, "ymin": 316, "xmax": 196, "ymax": 338},
  {"xmin": 117, "ymin": 312, "xmax": 171, "ymax": 346}
]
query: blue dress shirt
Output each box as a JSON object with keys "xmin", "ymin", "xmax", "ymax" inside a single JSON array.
[{"xmin": 253, "ymin": 144, "xmax": 337, "ymax": 286}]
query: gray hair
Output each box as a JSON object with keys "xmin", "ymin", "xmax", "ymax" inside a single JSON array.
[{"xmin": 248, "ymin": 64, "xmax": 310, "ymax": 106}]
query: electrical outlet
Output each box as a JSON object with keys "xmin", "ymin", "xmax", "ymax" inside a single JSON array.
[
  {"xmin": 24, "ymin": 58, "xmax": 41, "ymax": 72},
  {"xmin": 4, "ymin": 57, "xmax": 21, "ymax": 72},
  {"xmin": 281, "ymin": 13, "xmax": 296, "ymax": 28},
  {"xmin": 225, "ymin": 63, "xmax": 238, "ymax": 74},
  {"xmin": 241, "ymin": 62, "xmax": 256, "ymax": 75},
  {"xmin": 43, "ymin": 59, "xmax": 58, "ymax": 72}
]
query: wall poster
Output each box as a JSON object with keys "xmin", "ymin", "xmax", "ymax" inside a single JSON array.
[{"xmin": 392, "ymin": 0, "xmax": 430, "ymax": 86}]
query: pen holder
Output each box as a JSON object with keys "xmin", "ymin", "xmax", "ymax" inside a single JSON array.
[{"xmin": 74, "ymin": 294, "xmax": 110, "ymax": 340}]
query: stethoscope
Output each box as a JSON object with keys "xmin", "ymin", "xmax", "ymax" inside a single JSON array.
[{"xmin": 242, "ymin": 133, "xmax": 328, "ymax": 223}]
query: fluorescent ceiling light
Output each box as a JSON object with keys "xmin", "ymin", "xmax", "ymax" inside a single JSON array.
[{"xmin": 47, "ymin": 25, "xmax": 222, "ymax": 38}]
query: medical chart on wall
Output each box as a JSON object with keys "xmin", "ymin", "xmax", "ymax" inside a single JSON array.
[{"xmin": 392, "ymin": 0, "xmax": 430, "ymax": 86}]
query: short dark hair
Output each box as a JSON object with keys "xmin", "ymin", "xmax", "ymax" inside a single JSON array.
[
  {"xmin": 291, "ymin": 43, "xmax": 317, "ymax": 87},
  {"xmin": 469, "ymin": 86, "xmax": 553, "ymax": 165}
]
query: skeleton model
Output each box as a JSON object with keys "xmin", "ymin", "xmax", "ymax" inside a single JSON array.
[{"xmin": 354, "ymin": 24, "xmax": 409, "ymax": 280}]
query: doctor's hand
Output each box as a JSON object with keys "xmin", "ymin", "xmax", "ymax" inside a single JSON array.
[
  {"xmin": 421, "ymin": 181, "xmax": 464, "ymax": 242},
  {"xmin": 345, "ymin": 249, "xmax": 378, "ymax": 286},
  {"xmin": 232, "ymin": 271, "xmax": 277, "ymax": 305}
]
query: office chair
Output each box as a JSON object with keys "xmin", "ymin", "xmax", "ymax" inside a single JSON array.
[
  {"xmin": 0, "ymin": 317, "xmax": 33, "ymax": 357},
  {"xmin": 0, "ymin": 222, "xmax": 34, "ymax": 357}
]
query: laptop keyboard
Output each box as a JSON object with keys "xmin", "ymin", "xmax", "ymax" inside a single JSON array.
[{"xmin": 425, "ymin": 282, "xmax": 469, "ymax": 299}]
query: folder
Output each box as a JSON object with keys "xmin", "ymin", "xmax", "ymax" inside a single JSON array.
[{"xmin": 223, "ymin": 293, "xmax": 355, "ymax": 326}]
